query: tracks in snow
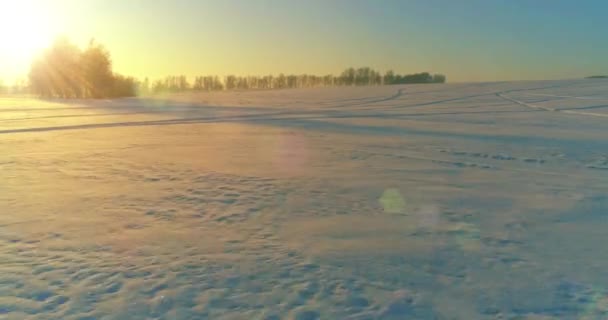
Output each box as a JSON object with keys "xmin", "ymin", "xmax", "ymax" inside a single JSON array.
[
  {"xmin": 496, "ymin": 93, "xmax": 556, "ymax": 112},
  {"xmin": 497, "ymin": 92, "xmax": 608, "ymax": 118},
  {"xmin": 2, "ymin": 83, "xmax": 607, "ymax": 136}
]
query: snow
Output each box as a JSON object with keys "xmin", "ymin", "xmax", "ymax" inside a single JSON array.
[{"xmin": 1, "ymin": 79, "xmax": 608, "ymax": 319}]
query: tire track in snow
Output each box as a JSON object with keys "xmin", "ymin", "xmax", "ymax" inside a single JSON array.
[
  {"xmin": 0, "ymin": 111, "xmax": 163, "ymax": 122},
  {"xmin": 496, "ymin": 93, "xmax": 556, "ymax": 111},
  {"xmin": 2, "ymin": 83, "xmax": 601, "ymax": 135},
  {"xmin": 327, "ymin": 88, "xmax": 405, "ymax": 110},
  {"xmin": 380, "ymin": 83, "xmax": 578, "ymax": 111},
  {"xmin": 498, "ymin": 92, "xmax": 608, "ymax": 118},
  {"xmin": 0, "ymin": 115, "xmax": 267, "ymax": 135},
  {"xmin": 0, "ymin": 88, "xmax": 407, "ymax": 134},
  {"xmin": 560, "ymin": 109, "xmax": 608, "ymax": 118},
  {"xmin": 522, "ymin": 93, "xmax": 608, "ymax": 101},
  {"xmin": 320, "ymin": 88, "xmax": 405, "ymax": 107}
]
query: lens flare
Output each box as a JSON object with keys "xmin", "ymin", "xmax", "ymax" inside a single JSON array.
[{"xmin": 379, "ymin": 188, "xmax": 407, "ymax": 214}]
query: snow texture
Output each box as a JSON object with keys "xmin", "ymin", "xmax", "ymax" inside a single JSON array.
[{"xmin": 1, "ymin": 79, "xmax": 608, "ymax": 319}]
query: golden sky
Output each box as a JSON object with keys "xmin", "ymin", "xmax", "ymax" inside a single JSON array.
[{"xmin": 1, "ymin": 0, "xmax": 606, "ymax": 85}]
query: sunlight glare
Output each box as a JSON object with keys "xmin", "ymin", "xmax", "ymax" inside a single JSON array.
[{"xmin": 0, "ymin": 0, "xmax": 57, "ymax": 81}]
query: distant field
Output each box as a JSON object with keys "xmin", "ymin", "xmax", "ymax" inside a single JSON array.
[{"xmin": 1, "ymin": 79, "xmax": 608, "ymax": 319}]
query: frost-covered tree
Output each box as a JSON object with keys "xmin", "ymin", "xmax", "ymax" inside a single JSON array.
[{"xmin": 29, "ymin": 38, "xmax": 136, "ymax": 98}]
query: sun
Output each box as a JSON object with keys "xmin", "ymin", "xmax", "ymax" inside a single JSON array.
[
  {"xmin": 0, "ymin": 1, "xmax": 56, "ymax": 56},
  {"xmin": 0, "ymin": 0, "xmax": 57, "ymax": 81}
]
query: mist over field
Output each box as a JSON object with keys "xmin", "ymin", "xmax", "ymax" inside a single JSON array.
[{"xmin": 2, "ymin": 79, "xmax": 608, "ymax": 319}]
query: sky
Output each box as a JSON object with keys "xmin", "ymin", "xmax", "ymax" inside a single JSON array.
[{"xmin": 0, "ymin": 0, "xmax": 607, "ymax": 84}]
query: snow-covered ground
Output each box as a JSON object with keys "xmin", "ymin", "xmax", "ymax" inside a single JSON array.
[{"xmin": 1, "ymin": 79, "xmax": 608, "ymax": 319}]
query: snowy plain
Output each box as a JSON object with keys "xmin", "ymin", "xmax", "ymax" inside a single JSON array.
[{"xmin": 1, "ymin": 79, "xmax": 608, "ymax": 319}]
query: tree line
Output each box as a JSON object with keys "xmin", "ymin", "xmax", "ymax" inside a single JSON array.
[
  {"xmin": 26, "ymin": 39, "xmax": 446, "ymax": 98},
  {"xmin": 28, "ymin": 38, "xmax": 137, "ymax": 98},
  {"xmin": 144, "ymin": 69, "xmax": 445, "ymax": 94}
]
